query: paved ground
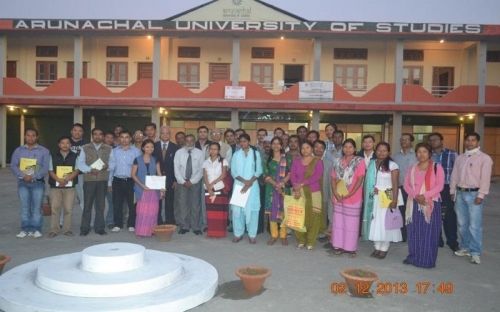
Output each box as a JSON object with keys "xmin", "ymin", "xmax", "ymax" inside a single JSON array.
[{"xmin": 0, "ymin": 168, "xmax": 499, "ymax": 312}]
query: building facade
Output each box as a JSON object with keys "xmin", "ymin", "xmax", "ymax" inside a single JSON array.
[{"xmin": 1, "ymin": 0, "xmax": 500, "ymax": 172}]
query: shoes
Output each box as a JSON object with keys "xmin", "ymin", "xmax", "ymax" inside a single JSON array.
[
  {"xmin": 249, "ymin": 237, "xmax": 257, "ymax": 244},
  {"xmin": 370, "ymin": 250, "xmax": 380, "ymax": 258},
  {"xmin": 48, "ymin": 232, "xmax": 58, "ymax": 238},
  {"xmin": 454, "ymin": 249, "xmax": 471, "ymax": 257},
  {"xmin": 64, "ymin": 231, "xmax": 74, "ymax": 237},
  {"xmin": 403, "ymin": 259, "xmax": 411, "ymax": 265},
  {"xmin": 128, "ymin": 227, "xmax": 135, "ymax": 232},
  {"xmin": 193, "ymin": 230, "xmax": 203, "ymax": 236},
  {"xmin": 80, "ymin": 231, "xmax": 89, "ymax": 236},
  {"xmin": 107, "ymin": 224, "xmax": 115, "ymax": 230},
  {"xmin": 178, "ymin": 229, "xmax": 189, "ymax": 234},
  {"xmin": 376, "ymin": 251, "xmax": 388, "ymax": 259},
  {"xmin": 111, "ymin": 227, "xmax": 121, "ymax": 232},
  {"xmin": 27, "ymin": 232, "xmax": 34, "ymax": 237},
  {"xmin": 33, "ymin": 231, "xmax": 43, "ymax": 238},
  {"xmin": 306, "ymin": 245, "xmax": 313, "ymax": 250},
  {"xmin": 449, "ymin": 245, "xmax": 460, "ymax": 252},
  {"xmin": 470, "ymin": 255, "xmax": 481, "ymax": 264},
  {"xmin": 332, "ymin": 248, "xmax": 344, "ymax": 256},
  {"xmin": 232, "ymin": 236, "xmax": 242, "ymax": 243},
  {"xmin": 267, "ymin": 238, "xmax": 277, "ymax": 246},
  {"xmin": 296, "ymin": 243, "xmax": 305, "ymax": 250},
  {"xmin": 16, "ymin": 231, "xmax": 28, "ymax": 238},
  {"xmin": 96, "ymin": 231, "xmax": 107, "ymax": 235}
]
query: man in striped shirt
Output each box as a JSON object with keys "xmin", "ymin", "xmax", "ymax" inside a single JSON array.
[{"xmin": 429, "ymin": 132, "xmax": 459, "ymax": 252}]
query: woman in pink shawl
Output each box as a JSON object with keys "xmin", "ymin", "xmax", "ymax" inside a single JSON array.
[{"xmin": 403, "ymin": 143, "xmax": 445, "ymax": 268}]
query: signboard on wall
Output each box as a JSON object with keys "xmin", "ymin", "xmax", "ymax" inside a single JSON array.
[
  {"xmin": 225, "ymin": 86, "xmax": 246, "ymax": 100},
  {"xmin": 299, "ymin": 81, "xmax": 334, "ymax": 100}
]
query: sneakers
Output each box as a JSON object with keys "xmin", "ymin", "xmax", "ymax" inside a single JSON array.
[
  {"xmin": 32, "ymin": 231, "xmax": 43, "ymax": 238},
  {"xmin": 454, "ymin": 249, "xmax": 471, "ymax": 257},
  {"xmin": 16, "ymin": 231, "xmax": 28, "ymax": 238},
  {"xmin": 111, "ymin": 227, "xmax": 121, "ymax": 232},
  {"xmin": 470, "ymin": 255, "xmax": 481, "ymax": 264},
  {"xmin": 128, "ymin": 227, "xmax": 135, "ymax": 232}
]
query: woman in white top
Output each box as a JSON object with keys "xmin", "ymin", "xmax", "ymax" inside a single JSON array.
[
  {"xmin": 203, "ymin": 142, "xmax": 229, "ymax": 238},
  {"xmin": 368, "ymin": 142, "xmax": 403, "ymax": 259}
]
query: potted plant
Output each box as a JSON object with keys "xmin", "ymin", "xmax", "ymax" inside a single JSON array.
[
  {"xmin": 235, "ymin": 266, "xmax": 271, "ymax": 295},
  {"xmin": 0, "ymin": 254, "xmax": 11, "ymax": 275},
  {"xmin": 340, "ymin": 268, "xmax": 378, "ymax": 298},
  {"xmin": 153, "ymin": 224, "xmax": 176, "ymax": 242}
]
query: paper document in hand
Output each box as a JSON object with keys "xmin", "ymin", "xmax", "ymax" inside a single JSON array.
[
  {"xmin": 90, "ymin": 158, "xmax": 105, "ymax": 170},
  {"xmin": 145, "ymin": 176, "xmax": 166, "ymax": 190},
  {"xmin": 229, "ymin": 183, "xmax": 250, "ymax": 208}
]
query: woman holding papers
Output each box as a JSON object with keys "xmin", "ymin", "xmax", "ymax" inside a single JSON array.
[
  {"xmin": 330, "ymin": 139, "xmax": 366, "ymax": 257},
  {"xmin": 403, "ymin": 143, "xmax": 444, "ymax": 268},
  {"xmin": 230, "ymin": 134, "xmax": 263, "ymax": 244},
  {"xmin": 263, "ymin": 137, "xmax": 292, "ymax": 246},
  {"xmin": 132, "ymin": 139, "xmax": 163, "ymax": 237},
  {"xmin": 203, "ymin": 142, "xmax": 230, "ymax": 238},
  {"xmin": 290, "ymin": 141, "xmax": 324, "ymax": 250},
  {"xmin": 368, "ymin": 142, "xmax": 402, "ymax": 259}
]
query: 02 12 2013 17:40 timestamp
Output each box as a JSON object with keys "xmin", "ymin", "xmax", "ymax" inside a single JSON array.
[{"xmin": 331, "ymin": 281, "xmax": 455, "ymax": 296}]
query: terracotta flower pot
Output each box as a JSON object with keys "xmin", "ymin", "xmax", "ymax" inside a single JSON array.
[
  {"xmin": 153, "ymin": 225, "xmax": 176, "ymax": 242},
  {"xmin": 340, "ymin": 268, "xmax": 378, "ymax": 298},
  {"xmin": 235, "ymin": 266, "xmax": 271, "ymax": 295},
  {"xmin": 0, "ymin": 254, "xmax": 11, "ymax": 275}
]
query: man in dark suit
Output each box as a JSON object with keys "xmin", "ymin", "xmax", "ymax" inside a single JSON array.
[{"xmin": 154, "ymin": 125, "xmax": 178, "ymax": 225}]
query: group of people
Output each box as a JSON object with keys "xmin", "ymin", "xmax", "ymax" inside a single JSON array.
[{"xmin": 10, "ymin": 121, "xmax": 493, "ymax": 267}]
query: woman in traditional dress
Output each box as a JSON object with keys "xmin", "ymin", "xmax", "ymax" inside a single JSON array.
[
  {"xmin": 203, "ymin": 142, "xmax": 230, "ymax": 238},
  {"xmin": 290, "ymin": 141, "xmax": 324, "ymax": 250},
  {"xmin": 331, "ymin": 139, "xmax": 366, "ymax": 257},
  {"xmin": 132, "ymin": 139, "xmax": 163, "ymax": 237},
  {"xmin": 403, "ymin": 143, "xmax": 444, "ymax": 268},
  {"xmin": 263, "ymin": 137, "xmax": 292, "ymax": 246},
  {"xmin": 368, "ymin": 142, "xmax": 403, "ymax": 259}
]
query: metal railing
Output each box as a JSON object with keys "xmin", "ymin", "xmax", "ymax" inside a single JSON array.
[
  {"xmin": 106, "ymin": 80, "xmax": 128, "ymax": 88},
  {"xmin": 430, "ymin": 85, "xmax": 455, "ymax": 97},
  {"xmin": 178, "ymin": 81, "xmax": 201, "ymax": 89},
  {"xmin": 35, "ymin": 79, "xmax": 56, "ymax": 87}
]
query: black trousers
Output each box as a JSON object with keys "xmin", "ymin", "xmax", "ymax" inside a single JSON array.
[
  {"xmin": 81, "ymin": 180, "xmax": 107, "ymax": 233},
  {"xmin": 399, "ymin": 187, "xmax": 409, "ymax": 242},
  {"xmin": 440, "ymin": 184, "xmax": 459, "ymax": 249},
  {"xmin": 112, "ymin": 178, "xmax": 136, "ymax": 228},
  {"xmin": 158, "ymin": 185, "xmax": 175, "ymax": 225}
]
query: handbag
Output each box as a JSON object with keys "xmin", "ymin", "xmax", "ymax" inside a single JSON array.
[
  {"xmin": 221, "ymin": 162, "xmax": 233, "ymax": 194},
  {"xmin": 385, "ymin": 207, "xmax": 403, "ymax": 230}
]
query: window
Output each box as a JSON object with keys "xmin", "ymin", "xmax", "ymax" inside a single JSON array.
[
  {"xmin": 6, "ymin": 61, "xmax": 16, "ymax": 78},
  {"xmin": 251, "ymin": 47, "xmax": 274, "ymax": 59},
  {"xmin": 251, "ymin": 63, "xmax": 273, "ymax": 89},
  {"xmin": 334, "ymin": 64, "xmax": 367, "ymax": 91},
  {"xmin": 36, "ymin": 61, "xmax": 57, "ymax": 86},
  {"xmin": 209, "ymin": 63, "xmax": 230, "ymax": 82},
  {"xmin": 137, "ymin": 62, "xmax": 152, "ymax": 80},
  {"xmin": 36, "ymin": 46, "xmax": 58, "ymax": 57},
  {"xmin": 333, "ymin": 48, "xmax": 367, "ymax": 60},
  {"xmin": 487, "ymin": 51, "xmax": 500, "ymax": 62},
  {"xmin": 403, "ymin": 49, "xmax": 424, "ymax": 61},
  {"xmin": 106, "ymin": 62, "xmax": 128, "ymax": 87},
  {"xmin": 178, "ymin": 63, "xmax": 200, "ymax": 89},
  {"xmin": 106, "ymin": 46, "xmax": 128, "ymax": 58},
  {"xmin": 403, "ymin": 66, "xmax": 423, "ymax": 86},
  {"xmin": 66, "ymin": 62, "xmax": 88, "ymax": 78},
  {"xmin": 178, "ymin": 47, "xmax": 201, "ymax": 58}
]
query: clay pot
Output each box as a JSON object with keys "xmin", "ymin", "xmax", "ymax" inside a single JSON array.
[
  {"xmin": 153, "ymin": 225, "xmax": 176, "ymax": 242},
  {"xmin": 235, "ymin": 266, "xmax": 271, "ymax": 295},
  {"xmin": 0, "ymin": 254, "xmax": 11, "ymax": 275},
  {"xmin": 340, "ymin": 268, "xmax": 378, "ymax": 298}
]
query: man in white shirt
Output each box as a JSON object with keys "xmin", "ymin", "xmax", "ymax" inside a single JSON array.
[
  {"xmin": 211, "ymin": 128, "xmax": 232, "ymax": 167},
  {"xmin": 174, "ymin": 134, "xmax": 205, "ymax": 235}
]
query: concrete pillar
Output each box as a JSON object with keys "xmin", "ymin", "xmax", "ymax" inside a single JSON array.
[
  {"xmin": 152, "ymin": 36, "xmax": 161, "ymax": 99},
  {"xmin": 151, "ymin": 107, "xmax": 161, "ymax": 127},
  {"xmin": 313, "ymin": 39, "xmax": 322, "ymax": 81},
  {"xmin": 475, "ymin": 42, "xmax": 487, "ymax": 140},
  {"xmin": 474, "ymin": 114, "xmax": 485, "ymax": 142},
  {"xmin": 0, "ymin": 106, "xmax": 6, "ymax": 167},
  {"xmin": 167, "ymin": 37, "xmax": 174, "ymax": 79},
  {"xmin": 230, "ymin": 109, "xmax": 239, "ymax": 129},
  {"xmin": 20, "ymin": 113, "xmax": 25, "ymax": 146},
  {"xmin": 0, "ymin": 35, "xmax": 6, "ymax": 96},
  {"xmin": 392, "ymin": 112, "xmax": 402, "ymax": 151},
  {"xmin": 311, "ymin": 110, "xmax": 320, "ymax": 131},
  {"xmin": 73, "ymin": 106, "xmax": 83, "ymax": 124},
  {"xmin": 394, "ymin": 40, "xmax": 404, "ymax": 103},
  {"xmin": 459, "ymin": 123, "xmax": 465, "ymax": 153},
  {"xmin": 73, "ymin": 36, "xmax": 83, "ymax": 97},
  {"xmin": 231, "ymin": 38, "xmax": 240, "ymax": 86}
]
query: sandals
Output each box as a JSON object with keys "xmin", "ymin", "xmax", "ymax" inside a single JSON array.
[
  {"xmin": 348, "ymin": 252, "xmax": 357, "ymax": 258},
  {"xmin": 249, "ymin": 237, "xmax": 257, "ymax": 244},
  {"xmin": 48, "ymin": 232, "xmax": 57, "ymax": 238},
  {"xmin": 267, "ymin": 238, "xmax": 277, "ymax": 246},
  {"xmin": 232, "ymin": 236, "xmax": 243, "ymax": 243},
  {"xmin": 333, "ymin": 248, "xmax": 344, "ymax": 256},
  {"xmin": 370, "ymin": 250, "xmax": 380, "ymax": 258},
  {"xmin": 376, "ymin": 251, "xmax": 388, "ymax": 259},
  {"xmin": 281, "ymin": 238, "xmax": 288, "ymax": 246}
]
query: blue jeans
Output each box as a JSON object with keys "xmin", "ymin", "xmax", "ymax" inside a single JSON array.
[
  {"xmin": 455, "ymin": 190, "xmax": 483, "ymax": 256},
  {"xmin": 18, "ymin": 180, "xmax": 45, "ymax": 232},
  {"xmin": 105, "ymin": 191, "xmax": 114, "ymax": 226}
]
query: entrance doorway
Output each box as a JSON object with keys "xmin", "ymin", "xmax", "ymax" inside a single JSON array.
[
  {"xmin": 432, "ymin": 67, "xmax": 454, "ymax": 97},
  {"xmin": 283, "ymin": 65, "xmax": 304, "ymax": 89},
  {"xmin": 137, "ymin": 62, "xmax": 152, "ymax": 80}
]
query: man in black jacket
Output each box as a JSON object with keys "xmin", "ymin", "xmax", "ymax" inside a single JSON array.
[{"xmin": 154, "ymin": 125, "xmax": 178, "ymax": 225}]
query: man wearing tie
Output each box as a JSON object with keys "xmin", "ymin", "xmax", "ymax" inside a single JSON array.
[
  {"xmin": 174, "ymin": 134, "xmax": 205, "ymax": 235},
  {"xmin": 154, "ymin": 126, "xmax": 178, "ymax": 225}
]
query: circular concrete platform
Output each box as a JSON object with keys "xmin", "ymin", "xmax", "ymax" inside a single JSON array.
[{"xmin": 0, "ymin": 243, "xmax": 218, "ymax": 312}]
